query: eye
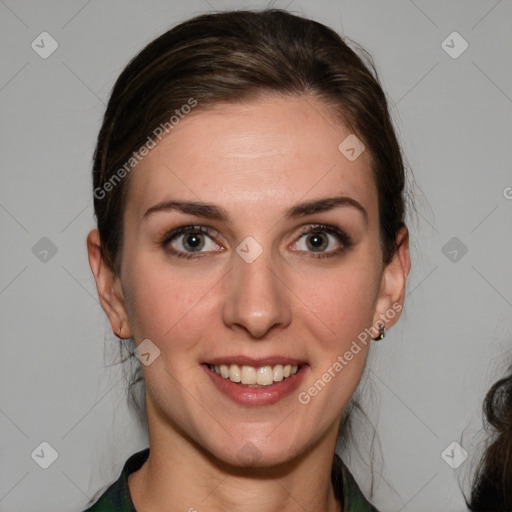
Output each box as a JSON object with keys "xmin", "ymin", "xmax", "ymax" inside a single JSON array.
[
  {"xmin": 291, "ymin": 224, "xmax": 353, "ymax": 258},
  {"xmin": 161, "ymin": 223, "xmax": 353, "ymax": 260},
  {"xmin": 161, "ymin": 225, "xmax": 223, "ymax": 259}
]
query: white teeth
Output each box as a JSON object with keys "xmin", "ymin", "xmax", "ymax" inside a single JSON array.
[
  {"xmin": 220, "ymin": 364, "xmax": 229, "ymax": 378},
  {"xmin": 273, "ymin": 365, "xmax": 284, "ymax": 382},
  {"xmin": 241, "ymin": 365, "xmax": 257, "ymax": 385},
  {"xmin": 256, "ymin": 366, "xmax": 273, "ymax": 385},
  {"xmin": 229, "ymin": 364, "xmax": 241, "ymax": 382},
  {"xmin": 210, "ymin": 363, "xmax": 301, "ymax": 386}
]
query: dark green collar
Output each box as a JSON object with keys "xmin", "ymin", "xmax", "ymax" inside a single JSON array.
[{"xmin": 83, "ymin": 448, "xmax": 379, "ymax": 511}]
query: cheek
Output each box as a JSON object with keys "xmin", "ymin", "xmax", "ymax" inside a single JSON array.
[
  {"xmin": 122, "ymin": 254, "xmax": 216, "ymax": 345},
  {"xmin": 291, "ymin": 257, "xmax": 381, "ymax": 350}
]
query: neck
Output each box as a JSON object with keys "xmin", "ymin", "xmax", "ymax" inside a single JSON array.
[{"xmin": 128, "ymin": 402, "xmax": 342, "ymax": 512}]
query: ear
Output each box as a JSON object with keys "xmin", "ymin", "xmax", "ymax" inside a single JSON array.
[
  {"xmin": 372, "ymin": 226, "xmax": 411, "ymax": 330},
  {"xmin": 87, "ymin": 229, "xmax": 132, "ymax": 338}
]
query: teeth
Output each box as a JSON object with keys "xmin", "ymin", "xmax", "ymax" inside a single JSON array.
[
  {"xmin": 229, "ymin": 364, "xmax": 241, "ymax": 383},
  {"xmin": 241, "ymin": 365, "xmax": 257, "ymax": 385},
  {"xmin": 209, "ymin": 363, "xmax": 301, "ymax": 386},
  {"xmin": 220, "ymin": 364, "xmax": 229, "ymax": 378},
  {"xmin": 257, "ymin": 366, "xmax": 273, "ymax": 385},
  {"xmin": 273, "ymin": 365, "xmax": 284, "ymax": 382}
]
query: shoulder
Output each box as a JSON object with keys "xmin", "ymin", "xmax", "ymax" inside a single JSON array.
[{"xmin": 82, "ymin": 448, "xmax": 149, "ymax": 512}]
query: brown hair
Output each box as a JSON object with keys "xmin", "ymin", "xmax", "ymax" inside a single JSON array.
[
  {"xmin": 468, "ymin": 368, "xmax": 512, "ymax": 510},
  {"xmin": 92, "ymin": 7, "xmax": 409, "ymax": 438}
]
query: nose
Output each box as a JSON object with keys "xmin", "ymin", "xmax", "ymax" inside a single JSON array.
[{"xmin": 222, "ymin": 244, "xmax": 292, "ymax": 339}]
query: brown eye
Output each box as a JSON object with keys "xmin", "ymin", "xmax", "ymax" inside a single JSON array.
[
  {"xmin": 180, "ymin": 231, "xmax": 206, "ymax": 252},
  {"xmin": 291, "ymin": 224, "xmax": 353, "ymax": 258},
  {"xmin": 162, "ymin": 225, "xmax": 223, "ymax": 259},
  {"xmin": 305, "ymin": 232, "xmax": 329, "ymax": 252}
]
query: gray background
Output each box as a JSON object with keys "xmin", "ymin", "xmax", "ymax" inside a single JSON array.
[{"xmin": 1, "ymin": 1, "xmax": 511, "ymax": 511}]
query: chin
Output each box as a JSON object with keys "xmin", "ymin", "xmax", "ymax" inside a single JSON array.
[{"xmin": 204, "ymin": 434, "xmax": 307, "ymax": 471}]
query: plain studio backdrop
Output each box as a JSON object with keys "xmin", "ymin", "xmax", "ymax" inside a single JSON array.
[{"xmin": 0, "ymin": 1, "xmax": 511, "ymax": 511}]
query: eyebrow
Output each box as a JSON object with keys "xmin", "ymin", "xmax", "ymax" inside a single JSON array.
[{"xmin": 142, "ymin": 195, "xmax": 368, "ymax": 224}]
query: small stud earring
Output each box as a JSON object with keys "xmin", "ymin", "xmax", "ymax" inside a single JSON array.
[{"xmin": 373, "ymin": 324, "xmax": 386, "ymax": 341}]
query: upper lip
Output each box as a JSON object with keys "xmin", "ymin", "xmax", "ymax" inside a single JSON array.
[{"xmin": 204, "ymin": 356, "xmax": 307, "ymax": 367}]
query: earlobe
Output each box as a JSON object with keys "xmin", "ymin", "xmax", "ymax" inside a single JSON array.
[
  {"xmin": 372, "ymin": 226, "xmax": 411, "ymax": 331},
  {"xmin": 86, "ymin": 229, "xmax": 132, "ymax": 338}
]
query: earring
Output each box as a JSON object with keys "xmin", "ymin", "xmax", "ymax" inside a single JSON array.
[{"xmin": 373, "ymin": 324, "xmax": 386, "ymax": 341}]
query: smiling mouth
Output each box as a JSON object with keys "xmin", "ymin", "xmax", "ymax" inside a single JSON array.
[{"xmin": 206, "ymin": 363, "xmax": 304, "ymax": 387}]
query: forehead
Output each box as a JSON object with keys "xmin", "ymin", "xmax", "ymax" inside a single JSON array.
[{"xmin": 125, "ymin": 95, "xmax": 377, "ymax": 222}]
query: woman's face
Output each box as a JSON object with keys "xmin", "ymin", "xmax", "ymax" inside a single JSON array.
[{"xmin": 91, "ymin": 94, "xmax": 409, "ymax": 468}]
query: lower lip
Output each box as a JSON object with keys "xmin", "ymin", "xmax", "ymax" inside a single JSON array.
[{"xmin": 202, "ymin": 364, "xmax": 309, "ymax": 406}]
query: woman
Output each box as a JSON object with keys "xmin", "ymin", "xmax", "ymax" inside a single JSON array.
[
  {"xmin": 467, "ymin": 367, "xmax": 512, "ymax": 510},
  {"xmin": 84, "ymin": 8, "xmax": 410, "ymax": 511}
]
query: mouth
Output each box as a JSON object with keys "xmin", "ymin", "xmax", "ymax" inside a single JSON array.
[
  {"xmin": 202, "ymin": 357, "xmax": 310, "ymax": 406},
  {"xmin": 205, "ymin": 362, "xmax": 306, "ymax": 387}
]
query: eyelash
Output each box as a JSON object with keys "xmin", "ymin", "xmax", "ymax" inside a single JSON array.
[{"xmin": 160, "ymin": 224, "xmax": 354, "ymax": 260}]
